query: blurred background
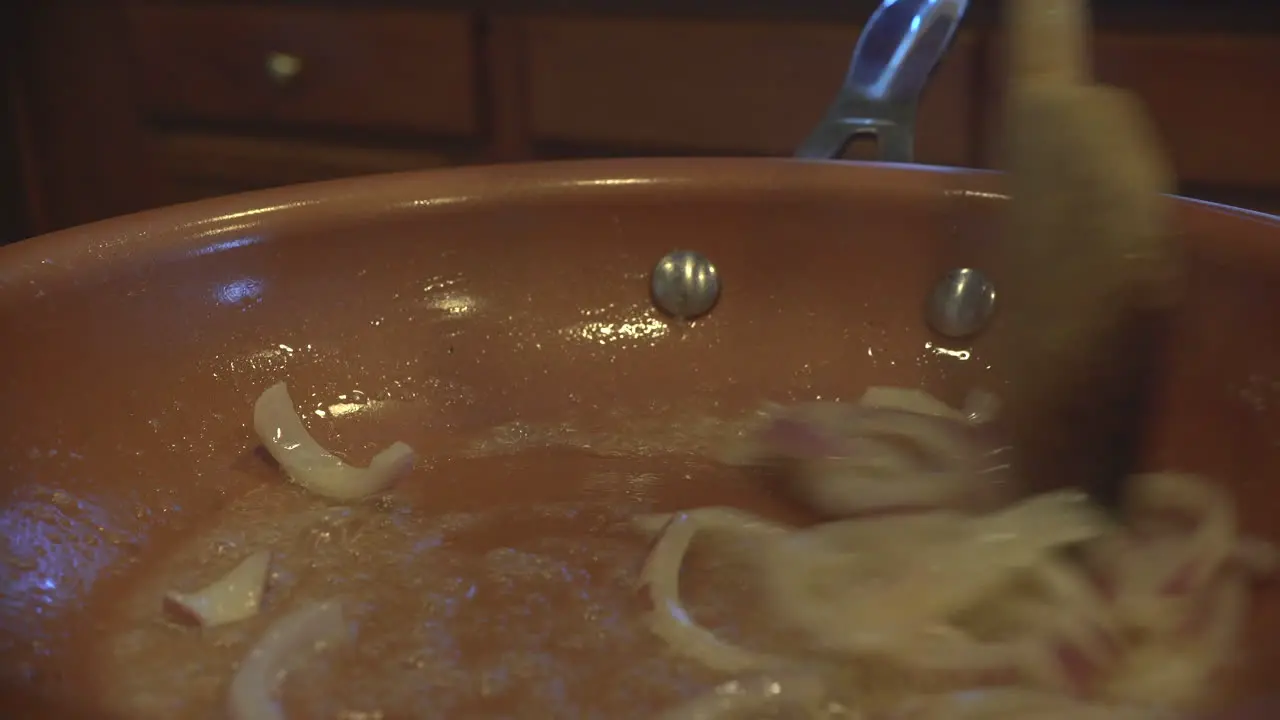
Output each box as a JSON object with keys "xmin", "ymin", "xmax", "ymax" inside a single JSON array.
[{"xmin": 1, "ymin": 0, "xmax": 1277, "ymax": 246}]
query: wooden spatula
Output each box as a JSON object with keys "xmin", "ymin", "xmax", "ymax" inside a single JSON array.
[{"xmin": 999, "ymin": 0, "xmax": 1184, "ymax": 510}]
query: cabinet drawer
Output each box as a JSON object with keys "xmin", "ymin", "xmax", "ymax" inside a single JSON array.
[
  {"xmin": 127, "ymin": 4, "xmax": 478, "ymax": 136},
  {"xmin": 524, "ymin": 18, "xmax": 981, "ymax": 166}
]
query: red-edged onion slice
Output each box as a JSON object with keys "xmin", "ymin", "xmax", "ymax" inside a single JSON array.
[
  {"xmin": 253, "ymin": 382, "xmax": 416, "ymax": 501},
  {"xmin": 736, "ymin": 390, "xmax": 1012, "ymax": 517},
  {"xmin": 636, "ymin": 512, "xmax": 787, "ymax": 674},
  {"xmin": 660, "ymin": 388, "xmax": 1276, "ymax": 714},
  {"xmin": 1130, "ymin": 474, "xmax": 1236, "ymax": 594},
  {"xmin": 227, "ymin": 600, "xmax": 348, "ymax": 720},
  {"xmin": 1095, "ymin": 474, "xmax": 1263, "ymax": 636},
  {"xmin": 1102, "ymin": 575, "xmax": 1248, "ymax": 709},
  {"xmin": 163, "ymin": 550, "xmax": 271, "ymax": 628}
]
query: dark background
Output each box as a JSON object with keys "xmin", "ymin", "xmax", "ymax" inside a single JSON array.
[{"xmin": 3, "ymin": 0, "xmax": 1279, "ymax": 245}]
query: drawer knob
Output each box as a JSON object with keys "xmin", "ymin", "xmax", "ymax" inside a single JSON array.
[{"xmin": 264, "ymin": 51, "xmax": 303, "ymax": 85}]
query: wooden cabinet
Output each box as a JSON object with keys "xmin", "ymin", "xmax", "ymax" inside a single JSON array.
[
  {"xmin": 521, "ymin": 17, "xmax": 980, "ymax": 166},
  {"xmin": 1093, "ymin": 32, "xmax": 1280, "ymax": 190},
  {"xmin": 127, "ymin": 4, "xmax": 481, "ymax": 208},
  {"xmin": 7, "ymin": 0, "xmax": 1280, "ymax": 241},
  {"xmin": 148, "ymin": 133, "xmax": 458, "ymax": 208},
  {"xmin": 128, "ymin": 5, "xmax": 479, "ymax": 136},
  {"xmin": 980, "ymin": 29, "xmax": 1280, "ymax": 195}
]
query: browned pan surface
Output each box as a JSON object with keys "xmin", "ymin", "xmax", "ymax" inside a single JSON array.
[{"xmin": 2, "ymin": 159, "xmax": 1280, "ymax": 717}]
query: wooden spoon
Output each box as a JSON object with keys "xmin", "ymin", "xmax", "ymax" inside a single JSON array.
[{"xmin": 999, "ymin": 0, "xmax": 1184, "ymax": 510}]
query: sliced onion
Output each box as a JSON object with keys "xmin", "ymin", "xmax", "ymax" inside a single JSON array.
[
  {"xmin": 980, "ymin": 490, "xmax": 1109, "ymax": 555},
  {"xmin": 636, "ymin": 512, "xmax": 786, "ymax": 674},
  {"xmin": 253, "ymin": 382, "xmax": 416, "ymax": 501},
  {"xmin": 787, "ymin": 462, "xmax": 976, "ymax": 517},
  {"xmin": 893, "ymin": 688, "xmax": 1161, "ymax": 719},
  {"xmin": 1010, "ymin": 562, "xmax": 1122, "ymax": 694},
  {"xmin": 736, "ymin": 391, "xmax": 1012, "ymax": 517},
  {"xmin": 756, "ymin": 414, "xmax": 843, "ymax": 459},
  {"xmin": 891, "ymin": 629, "xmax": 1031, "ymax": 681},
  {"xmin": 1232, "ymin": 537, "xmax": 1277, "ymax": 577},
  {"xmin": 859, "ymin": 386, "xmax": 1002, "ymax": 426},
  {"xmin": 1030, "ymin": 558, "xmax": 1115, "ymax": 633},
  {"xmin": 653, "ymin": 673, "xmax": 827, "ymax": 720},
  {"xmin": 1129, "ymin": 474, "xmax": 1236, "ymax": 594},
  {"xmin": 758, "ymin": 492, "xmax": 1104, "ymax": 663},
  {"xmin": 631, "ymin": 507, "xmax": 792, "ymax": 538},
  {"xmin": 961, "ymin": 389, "xmax": 1002, "ymax": 425},
  {"xmin": 1195, "ymin": 576, "xmax": 1247, "ymax": 659},
  {"xmin": 164, "ymin": 550, "xmax": 271, "ymax": 628},
  {"xmin": 227, "ymin": 600, "xmax": 348, "ymax": 720},
  {"xmin": 1102, "ymin": 579, "xmax": 1246, "ymax": 709},
  {"xmin": 679, "ymin": 389, "xmax": 1273, "ymax": 715},
  {"xmin": 859, "ymin": 386, "xmax": 971, "ymax": 421},
  {"xmin": 1098, "ymin": 475, "xmax": 1260, "ymax": 636},
  {"xmin": 795, "ymin": 403, "xmax": 978, "ymax": 466},
  {"xmin": 1014, "ymin": 608, "xmax": 1110, "ymax": 695}
]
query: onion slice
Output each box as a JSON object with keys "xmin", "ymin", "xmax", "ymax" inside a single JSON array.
[
  {"xmin": 735, "ymin": 391, "xmax": 1012, "ymax": 517},
  {"xmin": 228, "ymin": 600, "xmax": 348, "ymax": 720},
  {"xmin": 253, "ymin": 382, "xmax": 416, "ymax": 501},
  {"xmin": 760, "ymin": 490, "xmax": 1106, "ymax": 658},
  {"xmin": 893, "ymin": 688, "xmax": 1160, "ymax": 719},
  {"xmin": 631, "ymin": 506, "xmax": 792, "ymax": 538},
  {"xmin": 163, "ymin": 550, "xmax": 271, "ymax": 628},
  {"xmin": 637, "ymin": 512, "xmax": 786, "ymax": 674},
  {"xmin": 859, "ymin": 386, "xmax": 972, "ymax": 422},
  {"xmin": 653, "ymin": 673, "xmax": 828, "ymax": 720}
]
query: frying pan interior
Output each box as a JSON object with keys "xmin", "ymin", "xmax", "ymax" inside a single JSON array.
[{"xmin": 2, "ymin": 159, "xmax": 1280, "ymax": 717}]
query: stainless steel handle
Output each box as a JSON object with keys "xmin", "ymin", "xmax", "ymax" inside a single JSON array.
[{"xmin": 796, "ymin": 0, "xmax": 969, "ymax": 163}]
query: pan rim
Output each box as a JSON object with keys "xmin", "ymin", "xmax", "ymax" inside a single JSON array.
[{"xmin": 1, "ymin": 157, "xmax": 1276, "ymax": 303}]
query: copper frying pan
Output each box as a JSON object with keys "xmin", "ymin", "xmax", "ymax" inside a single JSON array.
[{"xmin": 4, "ymin": 6, "xmax": 1280, "ymax": 720}]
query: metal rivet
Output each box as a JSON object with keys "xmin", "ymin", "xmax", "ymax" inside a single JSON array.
[
  {"xmin": 926, "ymin": 268, "xmax": 996, "ymax": 338},
  {"xmin": 651, "ymin": 250, "xmax": 720, "ymax": 320}
]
